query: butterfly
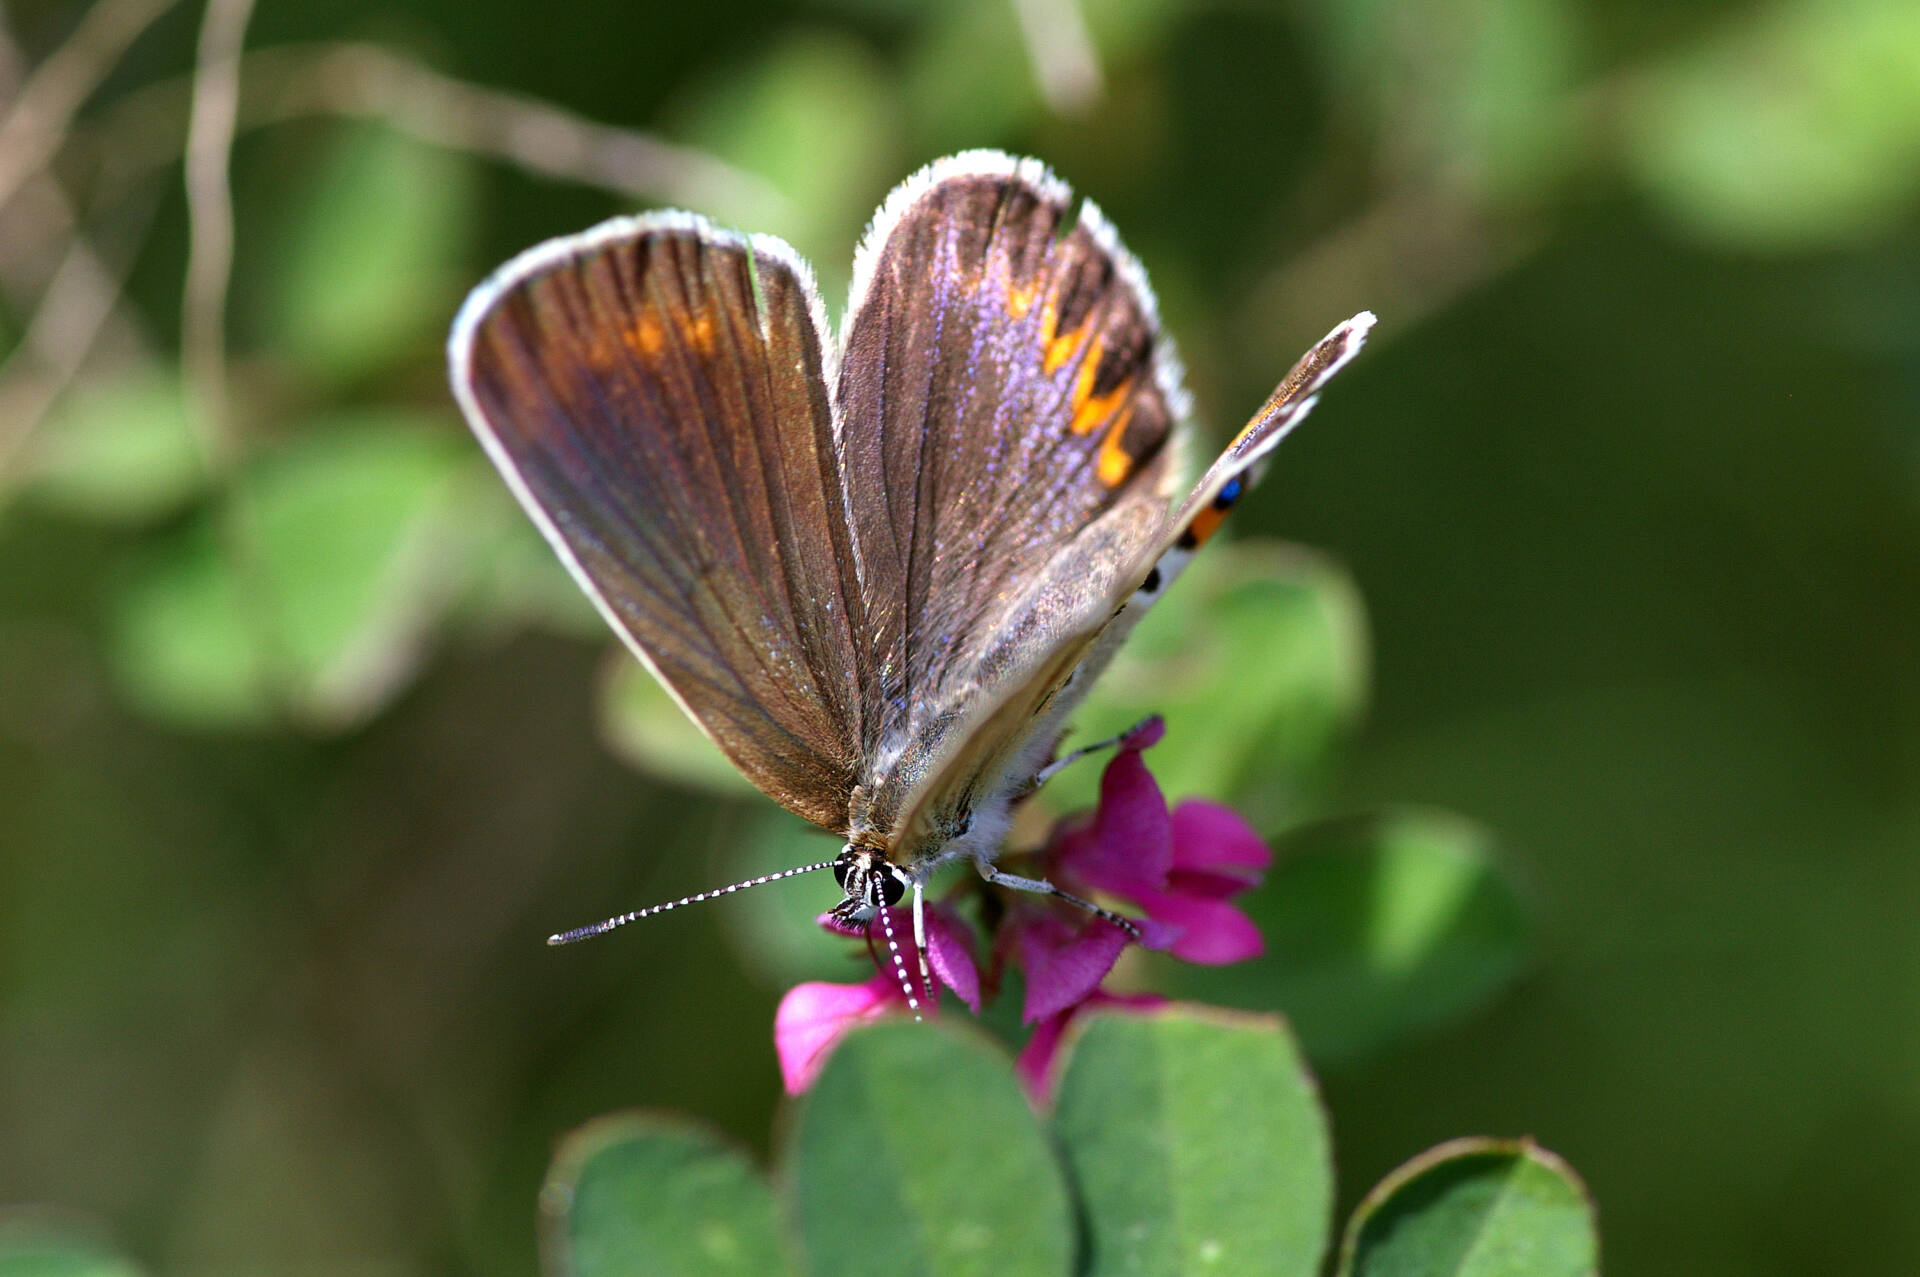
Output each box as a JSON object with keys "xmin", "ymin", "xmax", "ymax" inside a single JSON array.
[{"xmin": 448, "ymin": 151, "xmax": 1372, "ymax": 1008}]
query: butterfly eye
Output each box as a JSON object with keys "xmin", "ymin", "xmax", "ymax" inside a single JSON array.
[
  {"xmin": 880, "ymin": 867, "xmax": 908, "ymax": 907},
  {"xmin": 831, "ymin": 850, "xmax": 856, "ymax": 888}
]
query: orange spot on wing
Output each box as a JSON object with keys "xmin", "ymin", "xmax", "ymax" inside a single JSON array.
[
  {"xmin": 1040, "ymin": 295, "xmax": 1091, "ymax": 376},
  {"xmin": 1095, "ymin": 406, "xmax": 1137, "ymax": 486},
  {"xmin": 687, "ymin": 312, "xmax": 717, "ymax": 353},
  {"xmin": 1005, "ymin": 275, "xmax": 1043, "ymax": 320},
  {"xmin": 1185, "ymin": 505, "xmax": 1228, "ymax": 548},
  {"xmin": 625, "ymin": 313, "xmax": 667, "ymax": 358}
]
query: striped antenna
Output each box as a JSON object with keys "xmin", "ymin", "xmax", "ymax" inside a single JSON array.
[
  {"xmin": 875, "ymin": 900, "xmax": 925, "ymax": 1022},
  {"xmin": 547, "ymin": 859, "xmax": 838, "ymax": 946}
]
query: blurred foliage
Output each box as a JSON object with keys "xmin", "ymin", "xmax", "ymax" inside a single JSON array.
[
  {"xmin": 1, "ymin": 0, "xmax": 1918, "ymax": 1273},
  {"xmin": 542, "ymin": 1010, "xmax": 1597, "ymax": 1277}
]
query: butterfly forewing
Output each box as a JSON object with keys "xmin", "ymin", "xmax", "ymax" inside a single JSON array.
[
  {"xmin": 831, "ymin": 154, "xmax": 1194, "ymax": 855},
  {"xmin": 450, "ymin": 217, "xmax": 870, "ymax": 831}
]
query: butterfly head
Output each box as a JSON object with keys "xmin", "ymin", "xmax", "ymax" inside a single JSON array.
[{"xmin": 829, "ymin": 845, "xmax": 910, "ymax": 925}]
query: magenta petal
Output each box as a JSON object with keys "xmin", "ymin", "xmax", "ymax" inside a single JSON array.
[
  {"xmin": 1015, "ymin": 1010, "xmax": 1073, "ymax": 1104},
  {"xmin": 773, "ymin": 976, "xmax": 895, "ymax": 1094},
  {"xmin": 1021, "ymin": 917, "xmax": 1129, "ymax": 1023},
  {"xmin": 924, "ymin": 905, "xmax": 982, "ymax": 1012},
  {"xmin": 1016, "ymin": 990, "xmax": 1173, "ymax": 1105},
  {"xmin": 1055, "ymin": 749, "xmax": 1173, "ymax": 889},
  {"xmin": 814, "ymin": 910, "xmax": 866, "ymax": 938},
  {"xmin": 1170, "ymin": 800, "xmax": 1272, "ymax": 873},
  {"xmin": 1130, "ymin": 886, "xmax": 1266, "ymax": 964},
  {"xmin": 1133, "ymin": 916, "xmax": 1185, "ymax": 952},
  {"xmin": 1167, "ymin": 868, "xmax": 1262, "ymax": 901},
  {"xmin": 1119, "ymin": 714, "xmax": 1167, "ymax": 751}
]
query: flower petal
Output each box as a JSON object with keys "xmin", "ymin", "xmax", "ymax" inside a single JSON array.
[
  {"xmin": 773, "ymin": 976, "xmax": 894, "ymax": 1094},
  {"xmin": 1020, "ymin": 916, "xmax": 1130, "ymax": 1023},
  {"xmin": 924, "ymin": 904, "xmax": 982, "ymax": 1012},
  {"xmin": 814, "ymin": 910, "xmax": 866, "ymax": 938},
  {"xmin": 1125, "ymin": 885, "xmax": 1266, "ymax": 965},
  {"xmin": 1170, "ymin": 800, "xmax": 1272, "ymax": 874},
  {"xmin": 1014, "ymin": 1010, "xmax": 1074, "ymax": 1104},
  {"xmin": 1015, "ymin": 990, "xmax": 1169, "ymax": 1105},
  {"xmin": 1053, "ymin": 746, "xmax": 1172, "ymax": 890}
]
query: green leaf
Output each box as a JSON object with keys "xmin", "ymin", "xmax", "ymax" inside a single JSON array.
[
  {"xmin": 1622, "ymin": 0, "xmax": 1920, "ymax": 248},
  {"xmin": 669, "ymin": 32, "xmax": 898, "ymax": 297},
  {"xmin": 784, "ymin": 1019, "xmax": 1072, "ymax": 1277},
  {"xmin": 1052, "ymin": 539, "xmax": 1369, "ymax": 828},
  {"xmin": 1173, "ymin": 810, "xmax": 1528, "ymax": 1067},
  {"xmin": 541, "ymin": 1114, "xmax": 793, "ymax": 1277},
  {"xmin": 1307, "ymin": 0, "xmax": 1578, "ymax": 199},
  {"xmin": 0, "ymin": 1219, "xmax": 142, "ymax": 1277},
  {"xmin": 720, "ymin": 808, "xmax": 872, "ymax": 989},
  {"xmin": 905, "ymin": 1, "xmax": 1037, "ymax": 153},
  {"xmin": 1050, "ymin": 1006, "xmax": 1333, "ymax": 1277},
  {"xmin": 598, "ymin": 655, "xmax": 758, "ymax": 799},
  {"xmin": 24, "ymin": 367, "xmax": 205, "ymax": 521},
  {"xmin": 108, "ymin": 414, "xmax": 478, "ymax": 731},
  {"xmin": 260, "ymin": 121, "xmax": 474, "ymax": 383},
  {"xmin": 1339, "ymin": 1138, "xmax": 1598, "ymax": 1277}
]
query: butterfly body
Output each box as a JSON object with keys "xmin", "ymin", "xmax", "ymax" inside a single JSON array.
[{"xmin": 449, "ymin": 151, "xmax": 1372, "ymax": 948}]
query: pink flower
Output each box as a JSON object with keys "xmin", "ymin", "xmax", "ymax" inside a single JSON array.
[
  {"xmin": 774, "ymin": 903, "xmax": 981, "ymax": 1094},
  {"xmin": 774, "ymin": 974, "xmax": 900, "ymax": 1094},
  {"xmin": 1018, "ymin": 913, "xmax": 1132, "ymax": 1023},
  {"xmin": 774, "ymin": 718, "xmax": 1271, "ymax": 1096},
  {"xmin": 1015, "ymin": 991, "xmax": 1169, "ymax": 1103},
  {"xmin": 1043, "ymin": 721, "xmax": 1270, "ymax": 965}
]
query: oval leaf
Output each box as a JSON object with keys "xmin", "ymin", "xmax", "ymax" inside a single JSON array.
[
  {"xmin": 0, "ymin": 1217, "xmax": 142, "ymax": 1277},
  {"xmin": 784, "ymin": 1019, "xmax": 1072, "ymax": 1277},
  {"xmin": 1339, "ymin": 1138, "xmax": 1598, "ymax": 1277},
  {"xmin": 107, "ymin": 414, "xmax": 478, "ymax": 731},
  {"xmin": 259, "ymin": 121, "xmax": 475, "ymax": 383},
  {"xmin": 541, "ymin": 1114, "xmax": 792, "ymax": 1277},
  {"xmin": 25, "ymin": 368, "xmax": 205, "ymax": 522},
  {"xmin": 1055, "ymin": 539, "xmax": 1369, "ymax": 829},
  {"xmin": 1172, "ymin": 809, "xmax": 1528, "ymax": 1067},
  {"xmin": 598, "ymin": 654, "xmax": 758, "ymax": 799},
  {"xmin": 1623, "ymin": 0, "xmax": 1920, "ymax": 249},
  {"xmin": 1050, "ymin": 1005, "xmax": 1333, "ymax": 1277}
]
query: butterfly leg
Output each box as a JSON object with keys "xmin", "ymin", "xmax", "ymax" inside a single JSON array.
[
  {"xmin": 911, "ymin": 884, "xmax": 934, "ymax": 1005},
  {"xmin": 974, "ymin": 860, "xmax": 1142, "ymax": 939},
  {"xmin": 1018, "ymin": 715, "xmax": 1161, "ymax": 797}
]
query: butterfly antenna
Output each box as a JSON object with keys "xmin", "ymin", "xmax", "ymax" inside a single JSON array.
[
  {"xmin": 547, "ymin": 859, "xmax": 838, "ymax": 946},
  {"xmin": 874, "ymin": 902, "xmax": 924, "ymax": 1022}
]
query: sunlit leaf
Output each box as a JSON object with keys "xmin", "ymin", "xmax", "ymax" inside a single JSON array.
[
  {"xmin": 721, "ymin": 808, "xmax": 874, "ymax": 990},
  {"xmin": 108, "ymin": 414, "xmax": 478, "ymax": 731},
  {"xmin": 784, "ymin": 1019, "xmax": 1073, "ymax": 1276},
  {"xmin": 597, "ymin": 654, "xmax": 756, "ymax": 799},
  {"xmin": 24, "ymin": 368, "xmax": 205, "ymax": 522},
  {"xmin": 905, "ymin": 0, "xmax": 1038, "ymax": 154},
  {"xmin": 260, "ymin": 121, "xmax": 475, "ymax": 383},
  {"xmin": 669, "ymin": 32, "xmax": 899, "ymax": 298},
  {"xmin": 1304, "ymin": 0, "xmax": 1577, "ymax": 197},
  {"xmin": 0, "ymin": 1219, "xmax": 142, "ymax": 1277},
  {"xmin": 1052, "ymin": 1007, "xmax": 1333, "ymax": 1276},
  {"xmin": 1171, "ymin": 809, "xmax": 1529, "ymax": 1067},
  {"xmin": 541, "ymin": 1114, "xmax": 792, "ymax": 1277},
  {"xmin": 1339, "ymin": 1138, "xmax": 1598, "ymax": 1277},
  {"xmin": 1623, "ymin": 0, "xmax": 1920, "ymax": 248},
  {"xmin": 1051, "ymin": 539, "xmax": 1369, "ymax": 829}
]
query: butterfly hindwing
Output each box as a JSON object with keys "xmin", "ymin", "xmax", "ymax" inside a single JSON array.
[{"xmin": 449, "ymin": 216, "xmax": 871, "ymax": 831}]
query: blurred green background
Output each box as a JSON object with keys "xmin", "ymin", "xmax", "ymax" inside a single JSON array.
[{"xmin": 3, "ymin": 0, "xmax": 1919, "ymax": 1272}]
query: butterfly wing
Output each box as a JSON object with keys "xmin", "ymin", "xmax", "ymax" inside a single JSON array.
[
  {"xmin": 831, "ymin": 153, "xmax": 1194, "ymax": 853},
  {"xmin": 449, "ymin": 215, "xmax": 871, "ymax": 830},
  {"xmin": 875, "ymin": 283, "xmax": 1374, "ymax": 863}
]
